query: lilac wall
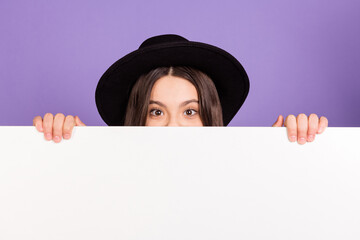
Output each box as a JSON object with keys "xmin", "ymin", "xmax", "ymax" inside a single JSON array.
[{"xmin": 1, "ymin": 0, "xmax": 359, "ymax": 126}]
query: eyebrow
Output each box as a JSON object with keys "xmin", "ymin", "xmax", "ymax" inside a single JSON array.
[{"xmin": 149, "ymin": 99, "xmax": 199, "ymax": 108}]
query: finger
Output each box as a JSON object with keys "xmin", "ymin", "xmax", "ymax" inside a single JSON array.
[
  {"xmin": 53, "ymin": 113, "xmax": 66, "ymax": 143},
  {"xmin": 75, "ymin": 116, "xmax": 86, "ymax": 126},
  {"xmin": 63, "ymin": 115, "xmax": 75, "ymax": 139},
  {"xmin": 33, "ymin": 116, "xmax": 44, "ymax": 132},
  {"xmin": 272, "ymin": 115, "xmax": 284, "ymax": 127},
  {"xmin": 307, "ymin": 113, "xmax": 319, "ymax": 142},
  {"xmin": 284, "ymin": 114, "xmax": 297, "ymax": 142},
  {"xmin": 43, "ymin": 113, "xmax": 54, "ymax": 141},
  {"xmin": 297, "ymin": 113, "xmax": 308, "ymax": 145},
  {"xmin": 317, "ymin": 116, "xmax": 329, "ymax": 134}
]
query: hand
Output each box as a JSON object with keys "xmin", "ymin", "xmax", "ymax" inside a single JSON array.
[
  {"xmin": 33, "ymin": 113, "xmax": 86, "ymax": 143},
  {"xmin": 272, "ymin": 113, "xmax": 328, "ymax": 145}
]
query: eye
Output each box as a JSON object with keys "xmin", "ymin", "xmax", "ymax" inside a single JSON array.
[
  {"xmin": 184, "ymin": 109, "xmax": 198, "ymax": 116},
  {"xmin": 149, "ymin": 109, "xmax": 163, "ymax": 117}
]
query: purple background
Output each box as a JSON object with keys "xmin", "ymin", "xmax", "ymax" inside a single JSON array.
[{"xmin": 1, "ymin": 0, "xmax": 359, "ymax": 126}]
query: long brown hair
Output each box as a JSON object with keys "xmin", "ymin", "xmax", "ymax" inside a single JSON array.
[{"xmin": 124, "ymin": 66, "xmax": 223, "ymax": 126}]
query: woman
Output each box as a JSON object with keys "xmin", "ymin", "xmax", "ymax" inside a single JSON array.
[{"xmin": 33, "ymin": 34, "xmax": 328, "ymax": 144}]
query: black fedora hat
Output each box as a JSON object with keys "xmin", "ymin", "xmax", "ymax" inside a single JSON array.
[{"xmin": 95, "ymin": 34, "xmax": 250, "ymax": 126}]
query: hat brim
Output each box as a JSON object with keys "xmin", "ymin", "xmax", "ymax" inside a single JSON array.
[{"xmin": 95, "ymin": 41, "xmax": 250, "ymax": 126}]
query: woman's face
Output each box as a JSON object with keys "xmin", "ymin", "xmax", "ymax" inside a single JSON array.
[{"xmin": 145, "ymin": 75, "xmax": 203, "ymax": 126}]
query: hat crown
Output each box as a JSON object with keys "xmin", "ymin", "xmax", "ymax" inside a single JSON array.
[{"xmin": 139, "ymin": 34, "xmax": 189, "ymax": 49}]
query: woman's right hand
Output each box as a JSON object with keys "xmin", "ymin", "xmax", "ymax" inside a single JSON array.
[{"xmin": 33, "ymin": 113, "xmax": 86, "ymax": 143}]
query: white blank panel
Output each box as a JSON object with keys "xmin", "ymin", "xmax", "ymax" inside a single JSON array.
[{"xmin": 0, "ymin": 126, "xmax": 359, "ymax": 240}]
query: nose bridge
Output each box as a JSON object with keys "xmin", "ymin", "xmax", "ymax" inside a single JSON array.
[{"xmin": 166, "ymin": 111, "xmax": 181, "ymax": 126}]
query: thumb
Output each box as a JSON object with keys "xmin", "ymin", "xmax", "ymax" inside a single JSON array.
[
  {"xmin": 272, "ymin": 115, "xmax": 284, "ymax": 127},
  {"xmin": 75, "ymin": 116, "xmax": 86, "ymax": 126}
]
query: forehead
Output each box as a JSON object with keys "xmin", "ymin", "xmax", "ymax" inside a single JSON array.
[{"xmin": 150, "ymin": 75, "xmax": 198, "ymax": 101}]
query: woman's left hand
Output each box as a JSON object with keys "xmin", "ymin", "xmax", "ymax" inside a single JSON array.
[{"xmin": 272, "ymin": 113, "xmax": 328, "ymax": 145}]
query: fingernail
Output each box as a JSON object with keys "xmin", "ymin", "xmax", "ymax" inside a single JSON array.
[
  {"xmin": 46, "ymin": 133, "xmax": 52, "ymax": 140},
  {"xmin": 53, "ymin": 136, "xmax": 60, "ymax": 142},
  {"xmin": 318, "ymin": 127, "xmax": 324, "ymax": 133},
  {"xmin": 308, "ymin": 135, "xmax": 314, "ymax": 141},
  {"xmin": 64, "ymin": 134, "xmax": 70, "ymax": 139},
  {"xmin": 35, "ymin": 124, "xmax": 42, "ymax": 131},
  {"xmin": 298, "ymin": 137, "xmax": 306, "ymax": 144},
  {"xmin": 290, "ymin": 136, "xmax": 296, "ymax": 142}
]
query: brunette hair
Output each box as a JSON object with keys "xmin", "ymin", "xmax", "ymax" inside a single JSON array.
[{"xmin": 124, "ymin": 66, "xmax": 223, "ymax": 126}]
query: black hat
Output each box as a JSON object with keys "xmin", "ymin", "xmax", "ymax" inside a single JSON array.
[{"xmin": 95, "ymin": 34, "xmax": 250, "ymax": 126}]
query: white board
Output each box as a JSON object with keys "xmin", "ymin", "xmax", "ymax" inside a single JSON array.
[{"xmin": 0, "ymin": 126, "xmax": 359, "ymax": 240}]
